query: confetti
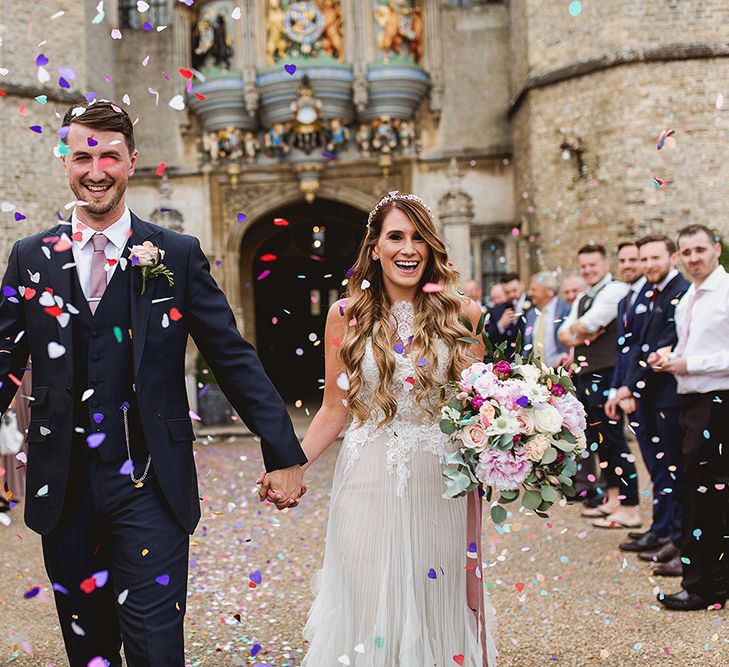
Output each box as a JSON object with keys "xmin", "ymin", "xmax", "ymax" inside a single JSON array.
[
  {"xmin": 156, "ymin": 162, "xmax": 166, "ymax": 176},
  {"xmin": 284, "ymin": 64, "xmax": 297, "ymax": 75}
]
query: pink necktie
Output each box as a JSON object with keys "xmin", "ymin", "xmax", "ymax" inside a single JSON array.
[
  {"xmin": 88, "ymin": 233, "xmax": 109, "ymax": 315},
  {"xmin": 674, "ymin": 289, "xmax": 701, "ymax": 357}
]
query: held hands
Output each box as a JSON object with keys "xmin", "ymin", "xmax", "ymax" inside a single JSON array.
[
  {"xmin": 256, "ymin": 465, "xmax": 307, "ymax": 510},
  {"xmin": 649, "ymin": 349, "xmax": 688, "ymax": 376},
  {"xmin": 605, "ymin": 386, "xmax": 635, "ymax": 419},
  {"xmin": 497, "ymin": 308, "xmax": 519, "ymax": 333}
]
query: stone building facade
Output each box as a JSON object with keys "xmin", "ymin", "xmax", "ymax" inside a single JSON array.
[{"xmin": 1, "ymin": 0, "xmax": 727, "ymax": 401}]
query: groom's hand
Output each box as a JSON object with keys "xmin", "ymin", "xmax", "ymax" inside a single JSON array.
[{"xmin": 258, "ymin": 465, "xmax": 305, "ymax": 509}]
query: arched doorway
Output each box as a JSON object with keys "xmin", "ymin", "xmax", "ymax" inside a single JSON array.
[{"xmin": 243, "ymin": 198, "xmax": 366, "ymax": 402}]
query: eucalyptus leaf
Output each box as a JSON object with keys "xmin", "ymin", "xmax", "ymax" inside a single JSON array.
[
  {"xmin": 439, "ymin": 419, "xmax": 456, "ymax": 435},
  {"xmin": 540, "ymin": 447, "xmax": 558, "ymax": 465},
  {"xmin": 552, "ymin": 437, "xmax": 576, "ymax": 452},
  {"xmin": 491, "ymin": 504, "xmax": 508, "ymax": 524},
  {"xmin": 521, "ymin": 489, "xmax": 542, "ymax": 510},
  {"xmin": 540, "ymin": 485, "xmax": 558, "ymax": 502}
]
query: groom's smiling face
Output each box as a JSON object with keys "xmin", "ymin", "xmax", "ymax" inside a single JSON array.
[{"xmin": 62, "ymin": 123, "xmax": 138, "ymax": 223}]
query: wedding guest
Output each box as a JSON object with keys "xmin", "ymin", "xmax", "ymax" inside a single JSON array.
[
  {"xmin": 654, "ymin": 225, "xmax": 729, "ymax": 611},
  {"xmin": 558, "ymin": 244, "xmax": 640, "ymax": 528},
  {"xmin": 524, "ymin": 272, "xmax": 570, "ymax": 368},
  {"xmin": 486, "ymin": 272, "xmax": 530, "ymax": 353},
  {"xmin": 463, "ymin": 279, "xmax": 487, "ymax": 314},
  {"xmin": 611, "ymin": 236, "xmax": 688, "ymax": 567},
  {"xmin": 0, "ymin": 371, "xmax": 30, "ymax": 512},
  {"xmin": 560, "ymin": 272, "xmax": 587, "ymax": 307},
  {"xmin": 488, "ymin": 282, "xmax": 507, "ymax": 308}
]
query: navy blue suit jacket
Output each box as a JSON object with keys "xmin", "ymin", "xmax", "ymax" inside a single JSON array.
[
  {"xmin": 625, "ymin": 272, "xmax": 690, "ymax": 408},
  {"xmin": 611, "ymin": 280, "xmax": 652, "ymax": 390},
  {"xmin": 0, "ymin": 214, "xmax": 307, "ymax": 534}
]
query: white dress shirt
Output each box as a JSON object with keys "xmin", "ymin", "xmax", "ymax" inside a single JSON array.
[
  {"xmin": 558, "ymin": 273, "xmax": 629, "ymax": 335},
  {"xmin": 71, "ymin": 207, "xmax": 131, "ymax": 299},
  {"xmin": 674, "ymin": 264, "xmax": 729, "ymax": 394},
  {"xmin": 533, "ymin": 297, "xmax": 560, "ymax": 367}
]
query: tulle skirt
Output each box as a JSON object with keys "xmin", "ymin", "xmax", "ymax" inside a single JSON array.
[{"xmin": 302, "ymin": 425, "xmax": 496, "ymax": 666}]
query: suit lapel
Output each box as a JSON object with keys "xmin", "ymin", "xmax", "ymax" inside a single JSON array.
[
  {"xmin": 45, "ymin": 223, "xmax": 76, "ymax": 378},
  {"xmin": 128, "ymin": 214, "xmax": 162, "ymax": 379}
]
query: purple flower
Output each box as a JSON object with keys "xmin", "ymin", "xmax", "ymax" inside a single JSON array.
[
  {"xmin": 475, "ymin": 447, "xmax": 533, "ymax": 491},
  {"xmin": 471, "ymin": 395, "xmax": 485, "ymax": 410},
  {"xmin": 551, "ymin": 384, "xmax": 566, "ymax": 397},
  {"xmin": 494, "ymin": 361, "xmax": 512, "ymax": 378}
]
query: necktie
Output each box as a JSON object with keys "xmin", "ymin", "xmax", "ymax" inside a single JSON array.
[
  {"xmin": 88, "ymin": 233, "xmax": 109, "ymax": 315},
  {"xmin": 674, "ymin": 289, "xmax": 702, "ymax": 357},
  {"xmin": 533, "ymin": 310, "xmax": 547, "ymax": 360},
  {"xmin": 649, "ymin": 287, "xmax": 660, "ymax": 312}
]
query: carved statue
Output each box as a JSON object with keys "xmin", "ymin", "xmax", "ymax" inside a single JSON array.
[
  {"xmin": 374, "ymin": 1, "xmax": 424, "ymax": 64},
  {"xmin": 375, "ymin": 2, "xmax": 403, "ymax": 57},
  {"xmin": 192, "ymin": 16, "xmax": 215, "ymax": 70},
  {"xmin": 264, "ymin": 123, "xmax": 291, "ymax": 156},
  {"xmin": 408, "ymin": 6, "xmax": 423, "ymax": 64},
  {"xmin": 203, "ymin": 131, "xmax": 220, "ymax": 162},
  {"xmin": 243, "ymin": 131, "xmax": 261, "ymax": 162},
  {"xmin": 212, "ymin": 15, "xmax": 233, "ymax": 69},
  {"xmin": 371, "ymin": 116, "xmax": 399, "ymax": 154},
  {"xmin": 266, "ymin": 0, "xmax": 288, "ymax": 64},
  {"xmin": 318, "ymin": 0, "xmax": 345, "ymax": 61},
  {"xmin": 326, "ymin": 118, "xmax": 349, "ymax": 153},
  {"xmin": 394, "ymin": 118, "xmax": 415, "ymax": 152},
  {"xmin": 355, "ymin": 123, "xmax": 372, "ymax": 156},
  {"xmin": 192, "ymin": 9, "xmax": 233, "ymax": 70}
]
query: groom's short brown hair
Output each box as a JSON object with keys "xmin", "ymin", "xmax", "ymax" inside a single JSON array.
[{"xmin": 61, "ymin": 100, "xmax": 135, "ymax": 154}]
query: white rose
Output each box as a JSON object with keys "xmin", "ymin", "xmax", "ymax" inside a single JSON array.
[
  {"xmin": 532, "ymin": 403, "xmax": 563, "ymax": 434},
  {"xmin": 130, "ymin": 240, "xmax": 164, "ymax": 267},
  {"xmin": 519, "ymin": 364, "xmax": 541, "ymax": 385},
  {"xmin": 461, "ymin": 423, "xmax": 488, "ymax": 452},
  {"xmin": 523, "ymin": 433, "xmax": 551, "ymax": 462}
]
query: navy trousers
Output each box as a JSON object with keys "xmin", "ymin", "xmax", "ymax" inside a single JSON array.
[
  {"xmin": 576, "ymin": 370, "xmax": 639, "ymax": 505},
  {"xmin": 679, "ymin": 391, "xmax": 729, "ymax": 600},
  {"xmin": 41, "ymin": 447, "xmax": 188, "ymax": 667},
  {"xmin": 633, "ymin": 403, "xmax": 682, "ymax": 542}
]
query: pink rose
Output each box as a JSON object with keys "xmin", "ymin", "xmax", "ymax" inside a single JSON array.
[
  {"xmin": 516, "ymin": 411, "xmax": 535, "ymax": 435},
  {"xmin": 130, "ymin": 240, "xmax": 163, "ymax": 267},
  {"xmin": 462, "ymin": 423, "xmax": 488, "ymax": 452},
  {"xmin": 493, "ymin": 361, "xmax": 512, "ymax": 379}
]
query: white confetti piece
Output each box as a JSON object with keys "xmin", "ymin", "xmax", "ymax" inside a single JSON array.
[
  {"xmin": 1, "ymin": 202, "xmax": 16, "ymax": 212},
  {"xmin": 28, "ymin": 271, "xmax": 40, "ymax": 283},
  {"xmin": 81, "ymin": 389, "xmax": 95, "ymax": 402},
  {"xmin": 117, "ymin": 589, "xmax": 129, "ymax": 605},
  {"xmin": 152, "ymin": 296, "xmax": 174, "ymax": 304},
  {"xmin": 111, "ymin": 29, "xmax": 122, "ymax": 40},
  {"xmin": 71, "ymin": 621, "xmax": 86, "ymax": 636},
  {"xmin": 0, "ymin": 68, "xmax": 8, "ymax": 77},
  {"xmin": 137, "ymin": 0, "xmax": 150, "ymax": 10},
  {"xmin": 361, "ymin": 279, "xmax": 371, "ymax": 289},
  {"xmin": 168, "ymin": 94, "xmax": 185, "ymax": 111},
  {"xmin": 354, "ymin": 644, "xmax": 365, "ymax": 654},
  {"xmin": 47, "ymin": 342, "xmax": 66, "ymax": 359},
  {"xmin": 57, "ymin": 312, "xmax": 70, "ymax": 328},
  {"xmin": 231, "ymin": 6, "xmax": 241, "ymax": 19},
  {"xmin": 37, "ymin": 67, "xmax": 51, "ymax": 84},
  {"xmin": 36, "ymin": 484, "xmax": 49, "ymax": 497},
  {"xmin": 122, "ymin": 93, "xmax": 131, "ymax": 105},
  {"xmin": 39, "ymin": 426, "xmax": 51, "ymax": 436},
  {"xmin": 161, "ymin": 313, "xmax": 170, "ymax": 328},
  {"xmin": 717, "ymin": 93, "xmax": 725, "ymax": 110},
  {"xmin": 336, "ymin": 373, "xmax": 350, "ymax": 391},
  {"xmin": 338, "ymin": 656, "xmax": 351, "ymax": 665}
]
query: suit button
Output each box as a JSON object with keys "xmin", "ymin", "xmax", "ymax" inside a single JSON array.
[
  {"xmin": 65, "ymin": 385, "xmax": 72, "ymax": 394},
  {"xmin": 91, "ymin": 354, "xmax": 101, "ymax": 362},
  {"xmin": 91, "ymin": 331, "xmax": 100, "ymax": 338}
]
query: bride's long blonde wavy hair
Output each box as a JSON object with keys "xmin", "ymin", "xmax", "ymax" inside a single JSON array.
[{"xmin": 339, "ymin": 195, "xmax": 473, "ymax": 426}]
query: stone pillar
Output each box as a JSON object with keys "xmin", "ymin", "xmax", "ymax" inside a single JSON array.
[
  {"xmin": 424, "ymin": 0, "xmax": 444, "ymax": 120},
  {"xmin": 438, "ymin": 159, "xmax": 474, "ymax": 280}
]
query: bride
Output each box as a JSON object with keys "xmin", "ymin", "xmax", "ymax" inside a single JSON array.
[{"xmin": 271, "ymin": 192, "xmax": 497, "ymax": 665}]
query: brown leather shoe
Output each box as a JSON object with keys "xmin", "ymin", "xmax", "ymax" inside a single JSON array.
[
  {"xmin": 653, "ymin": 556, "xmax": 683, "ymax": 577},
  {"xmin": 639, "ymin": 541, "xmax": 680, "ymax": 563}
]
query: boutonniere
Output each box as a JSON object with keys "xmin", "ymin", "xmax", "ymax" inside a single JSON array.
[
  {"xmin": 129, "ymin": 241, "xmax": 174, "ymax": 295},
  {"xmin": 522, "ymin": 300, "xmax": 532, "ymax": 311}
]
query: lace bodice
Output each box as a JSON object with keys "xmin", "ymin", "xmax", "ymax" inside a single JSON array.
[{"xmin": 342, "ymin": 301, "xmax": 455, "ymax": 495}]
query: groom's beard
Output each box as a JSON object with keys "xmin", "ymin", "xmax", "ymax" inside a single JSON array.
[{"xmin": 70, "ymin": 178, "xmax": 126, "ymax": 218}]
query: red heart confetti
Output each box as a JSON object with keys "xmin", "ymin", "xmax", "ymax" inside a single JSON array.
[
  {"xmin": 23, "ymin": 288, "xmax": 36, "ymax": 300},
  {"xmin": 453, "ymin": 656, "xmax": 465, "ymax": 666},
  {"xmin": 515, "ymin": 582, "xmax": 525, "ymax": 592},
  {"xmin": 44, "ymin": 305, "xmax": 63, "ymax": 318},
  {"xmin": 259, "ymin": 253, "xmax": 278, "ymax": 262},
  {"xmin": 194, "ymin": 92, "xmax": 206, "ymax": 101},
  {"xmin": 72, "ymin": 231, "xmax": 84, "ymax": 242},
  {"xmin": 178, "ymin": 67, "xmax": 193, "ymax": 79},
  {"xmin": 156, "ymin": 162, "xmax": 166, "ymax": 176},
  {"xmin": 18, "ymin": 103, "xmax": 27, "ymax": 116},
  {"xmin": 80, "ymin": 577, "xmax": 97, "ymax": 594},
  {"xmin": 273, "ymin": 217, "xmax": 289, "ymax": 226},
  {"xmin": 169, "ymin": 307, "xmax": 183, "ymax": 321}
]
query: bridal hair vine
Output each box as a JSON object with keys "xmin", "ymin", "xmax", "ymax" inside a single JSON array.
[{"xmin": 366, "ymin": 191, "xmax": 434, "ymax": 230}]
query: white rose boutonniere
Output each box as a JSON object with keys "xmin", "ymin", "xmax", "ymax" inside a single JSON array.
[{"xmin": 129, "ymin": 241, "xmax": 174, "ymax": 295}]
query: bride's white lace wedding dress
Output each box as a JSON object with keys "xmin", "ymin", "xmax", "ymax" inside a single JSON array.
[{"xmin": 303, "ymin": 301, "xmax": 497, "ymax": 666}]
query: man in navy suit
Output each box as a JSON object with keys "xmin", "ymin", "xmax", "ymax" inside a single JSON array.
[
  {"xmin": 0, "ymin": 101, "xmax": 307, "ymax": 666},
  {"xmin": 486, "ymin": 272, "xmax": 530, "ymax": 355},
  {"xmin": 523, "ymin": 271, "xmax": 571, "ymax": 367},
  {"xmin": 613, "ymin": 235, "xmax": 689, "ymax": 570}
]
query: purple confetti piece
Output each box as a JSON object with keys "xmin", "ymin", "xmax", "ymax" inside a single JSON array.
[
  {"xmin": 143, "ymin": 22, "xmax": 153, "ymax": 31},
  {"xmin": 198, "ymin": 383, "xmax": 210, "ymax": 398},
  {"xmin": 57, "ymin": 125, "xmax": 71, "ymax": 139},
  {"xmin": 237, "ymin": 213, "xmax": 247, "ymax": 223},
  {"xmin": 88, "ymin": 658, "xmax": 110, "ymax": 667},
  {"xmin": 87, "ymin": 137, "xmax": 98, "ymax": 147},
  {"xmin": 131, "ymin": 256, "xmax": 140, "ymax": 267},
  {"xmin": 29, "ymin": 125, "xmax": 43, "ymax": 134},
  {"xmin": 284, "ymin": 64, "xmax": 297, "ymax": 75},
  {"xmin": 58, "ymin": 77, "xmax": 70, "ymax": 89},
  {"xmin": 35, "ymin": 54, "xmax": 49, "ymax": 67},
  {"xmin": 14, "ymin": 213, "xmax": 26, "ymax": 221},
  {"xmin": 251, "ymin": 644, "xmax": 262, "ymax": 657},
  {"xmin": 119, "ymin": 459, "xmax": 134, "ymax": 475},
  {"xmin": 155, "ymin": 574, "xmax": 170, "ymax": 586},
  {"xmin": 53, "ymin": 582, "xmax": 69, "ymax": 595},
  {"xmin": 516, "ymin": 395, "xmax": 529, "ymax": 407},
  {"xmin": 92, "ymin": 570, "xmax": 109, "ymax": 587},
  {"xmin": 469, "ymin": 542, "xmax": 478, "ymax": 553},
  {"xmin": 24, "ymin": 586, "xmax": 41, "ymax": 599},
  {"xmin": 393, "ymin": 343, "xmax": 405, "ymax": 354},
  {"xmin": 93, "ymin": 412, "xmax": 104, "ymax": 424},
  {"xmin": 249, "ymin": 570, "xmax": 262, "ymax": 585},
  {"xmin": 322, "ymin": 151, "xmax": 335, "ymax": 159},
  {"xmin": 8, "ymin": 297, "xmax": 19, "ymax": 304},
  {"xmin": 86, "ymin": 432, "xmax": 106, "ymax": 449},
  {"xmin": 345, "ymin": 267, "xmax": 354, "ymax": 277},
  {"xmin": 2, "ymin": 286, "xmax": 17, "ymax": 297},
  {"xmin": 427, "ymin": 568, "xmax": 437, "ymax": 579},
  {"xmin": 215, "ymin": 260, "xmax": 222, "ymax": 266},
  {"xmin": 120, "ymin": 401, "xmax": 130, "ymax": 410},
  {"xmin": 84, "ymin": 91, "xmax": 97, "ymax": 103},
  {"xmin": 257, "ymin": 270, "xmax": 271, "ymax": 281},
  {"xmin": 417, "ymin": 357, "xmax": 427, "ymax": 367}
]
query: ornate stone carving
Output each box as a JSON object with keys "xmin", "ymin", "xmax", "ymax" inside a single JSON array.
[
  {"xmin": 192, "ymin": 2, "xmax": 235, "ymax": 71},
  {"xmin": 374, "ymin": 0, "xmax": 423, "ymax": 64},
  {"xmin": 439, "ymin": 158, "xmax": 474, "ymax": 223}
]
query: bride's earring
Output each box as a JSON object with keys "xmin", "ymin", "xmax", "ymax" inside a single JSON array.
[{"xmin": 372, "ymin": 254, "xmax": 379, "ymax": 261}]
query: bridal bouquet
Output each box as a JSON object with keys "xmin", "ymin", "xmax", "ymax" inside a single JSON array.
[{"xmin": 439, "ymin": 323, "xmax": 586, "ymax": 523}]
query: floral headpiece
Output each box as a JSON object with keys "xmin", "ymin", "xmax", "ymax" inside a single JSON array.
[{"xmin": 366, "ymin": 191, "xmax": 434, "ymax": 230}]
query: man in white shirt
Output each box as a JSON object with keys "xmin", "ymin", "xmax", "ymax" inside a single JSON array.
[
  {"xmin": 653, "ymin": 224, "xmax": 729, "ymax": 611},
  {"xmin": 524, "ymin": 271, "xmax": 570, "ymax": 368},
  {"xmin": 558, "ymin": 244, "xmax": 640, "ymax": 529}
]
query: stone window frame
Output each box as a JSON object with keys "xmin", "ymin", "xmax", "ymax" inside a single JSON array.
[{"xmin": 119, "ymin": 0, "xmax": 169, "ymax": 29}]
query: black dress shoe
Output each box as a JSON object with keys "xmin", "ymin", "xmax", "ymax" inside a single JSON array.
[
  {"xmin": 658, "ymin": 589, "xmax": 726, "ymax": 611},
  {"xmin": 620, "ymin": 532, "xmax": 668, "ymax": 552},
  {"xmin": 638, "ymin": 542, "xmax": 680, "ymax": 563},
  {"xmin": 628, "ymin": 529, "xmax": 650, "ymax": 541},
  {"xmin": 653, "ymin": 557, "xmax": 683, "ymax": 577}
]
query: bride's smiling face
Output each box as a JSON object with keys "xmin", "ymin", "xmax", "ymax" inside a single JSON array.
[{"xmin": 373, "ymin": 208, "xmax": 430, "ymax": 299}]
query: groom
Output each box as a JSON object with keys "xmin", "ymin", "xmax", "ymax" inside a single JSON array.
[{"xmin": 0, "ymin": 101, "xmax": 306, "ymax": 666}]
